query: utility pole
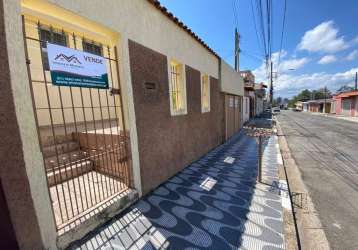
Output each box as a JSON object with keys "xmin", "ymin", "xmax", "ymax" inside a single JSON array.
[
  {"xmin": 324, "ymin": 86, "xmax": 327, "ymax": 113},
  {"xmin": 269, "ymin": 61, "xmax": 273, "ymax": 105},
  {"xmin": 355, "ymin": 72, "xmax": 357, "ymax": 91},
  {"xmin": 234, "ymin": 28, "xmax": 240, "ymax": 72}
]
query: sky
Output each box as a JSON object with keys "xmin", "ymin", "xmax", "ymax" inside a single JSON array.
[{"xmin": 159, "ymin": 0, "xmax": 358, "ymax": 98}]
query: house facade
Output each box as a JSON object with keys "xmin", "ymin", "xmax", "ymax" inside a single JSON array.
[
  {"xmin": 254, "ymin": 83, "xmax": 267, "ymax": 116},
  {"xmin": 306, "ymin": 99, "xmax": 333, "ymax": 113},
  {"xmin": 0, "ymin": 0, "xmax": 244, "ymax": 249},
  {"xmin": 333, "ymin": 91, "xmax": 358, "ymax": 117},
  {"xmin": 240, "ymin": 70, "xmax": 256, "ymax": 122}
]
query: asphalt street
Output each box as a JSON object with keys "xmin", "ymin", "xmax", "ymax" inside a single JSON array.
[{"xmin": 277, "ymin": 111, "xmax": 358, "ymax": 250}]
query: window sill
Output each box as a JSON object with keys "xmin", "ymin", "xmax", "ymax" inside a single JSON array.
[
  {"xmin": 171, "ymin": 109, "xmax": 187, "ymax": 116},
  {"xmin": 201, "ymin": 109, "xmax": 210, "ymax": 113}
]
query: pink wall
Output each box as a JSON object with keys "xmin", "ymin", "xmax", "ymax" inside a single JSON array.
[{"xmin": 333, "ymin": 96, "xmax": 342, "ymax": 114}]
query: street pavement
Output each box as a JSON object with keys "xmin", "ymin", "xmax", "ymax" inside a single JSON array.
[
  {"xmin": 277, "ymin": 111, "xmax": 358, "ymax": 250},
  {"xmin": 68, "ymin": 131, "xmax": 285, "ymax": 250}
]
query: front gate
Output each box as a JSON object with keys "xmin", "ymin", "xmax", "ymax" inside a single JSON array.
[{"xmin": 22, "ymin": 16, "xmax": 132, "ymax": 234}]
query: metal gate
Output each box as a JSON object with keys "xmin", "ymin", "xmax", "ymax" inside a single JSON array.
[{"xmin": 22, "ymin": 16, "xmax": 131, "ymax": 234}]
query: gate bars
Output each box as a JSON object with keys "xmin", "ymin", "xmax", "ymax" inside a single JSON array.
[{"xmin": 22, "ymin": 16, "xmax": 132, "ymax": 233}]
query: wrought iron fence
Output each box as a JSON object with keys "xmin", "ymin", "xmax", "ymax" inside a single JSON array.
[{"xmin": 22, "ymin": 15, "xmax": 132, "ymax": 233}]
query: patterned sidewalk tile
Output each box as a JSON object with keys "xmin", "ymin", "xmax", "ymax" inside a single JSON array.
[{"xmin": 69, "ymin": 132, "xmax": 284, "ymax": 250}]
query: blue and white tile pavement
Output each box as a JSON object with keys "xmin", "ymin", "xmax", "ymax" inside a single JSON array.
[{"xmin": 68, "ymin": 132, "xmax": 285, "ymax": 250}]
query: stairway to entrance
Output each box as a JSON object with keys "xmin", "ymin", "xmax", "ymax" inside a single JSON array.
[{"xmin": 42, "ymin": 134, "xmax": 94, "ymax": 186}]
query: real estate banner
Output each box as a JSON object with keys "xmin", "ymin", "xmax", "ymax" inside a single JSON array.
[{"xmin": 47, "ymin": 43, "xmax": 109, "ymax": 89}]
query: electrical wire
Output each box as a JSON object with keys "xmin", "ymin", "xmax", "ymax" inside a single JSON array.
[
  {"xmin": 250, "ymin": 0, "xmax": 265, "ymax": 57},
  {"xmin": 277, "ymin": 0, "xmax": 287, "ymax": 74}
]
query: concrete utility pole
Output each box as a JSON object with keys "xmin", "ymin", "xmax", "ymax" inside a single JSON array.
[
  {"xmin": 269, "ymin": 61, "xmax": 273, "ymax": 105},
  {"xmin": 234, "ymin": 28, "xmax": 240, "ymax": 72},
  {"xmin": 324, "ymin": 86, "xmax": 327, "ymax": 113}
]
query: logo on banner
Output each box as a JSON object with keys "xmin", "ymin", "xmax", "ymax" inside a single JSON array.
[{"xmin": 54, "ymin": 54, "xmax": 82, "ymax": 64}]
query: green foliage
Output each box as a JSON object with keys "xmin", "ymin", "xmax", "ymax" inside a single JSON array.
[{"xmin": 287, "ymin": 87, "xmax": 332, "ymax": 107}]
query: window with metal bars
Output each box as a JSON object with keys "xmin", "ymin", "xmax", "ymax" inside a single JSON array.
[
  {"xmin": 39, "ymin": 26, "xmax": 67, "ymax": 70},
  {"xmin": 201, "ymin": 74, "xmax": 210, "ymax": 113},
  {"xmin": 169, "ymin": 61, "xmax": 187, "ymax": 115},
  {"xmin": 82, "ymin": 40, "xmax": 103, "ymax": 56}
]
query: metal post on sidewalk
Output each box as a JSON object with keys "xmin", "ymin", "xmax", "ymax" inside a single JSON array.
[{"xmin": 243, "ymin": 125, "xmax": 272, "ymax": 183}]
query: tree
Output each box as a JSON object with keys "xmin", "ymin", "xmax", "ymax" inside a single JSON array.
[
  {"xmin": 337, "ymin": 85, "xmax": 354, "ymax": 93},
  {"xmin": 296, "ymin": 89, "xmax": 311, "ymax": 101},
  {"xmin": 312, "ymin": 87, "xmax": 331, "ymax": 100}
]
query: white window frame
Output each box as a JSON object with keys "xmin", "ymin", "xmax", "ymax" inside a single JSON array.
[
  {"xmin": 201, "ymin": 73, "xmax": 210, "ymax": 113},
  {"xmin": 168, "ymin": 59, "xmax": 187, "ymax": 116}
]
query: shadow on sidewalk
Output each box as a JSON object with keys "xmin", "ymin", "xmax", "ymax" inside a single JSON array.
[{"xmin": 68, "ymin": 126, "xmax": 284, "ymax": 249}]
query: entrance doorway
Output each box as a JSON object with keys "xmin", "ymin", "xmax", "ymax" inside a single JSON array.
[
  {"xmin": 22, "ymin": 16, "xmax": 132, "ymax": 234},
  {"xmin": 225, "ymin": 94, "xmax": 241, "ymax": 139}
]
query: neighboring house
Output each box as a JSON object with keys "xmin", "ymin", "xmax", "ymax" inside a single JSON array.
[
  {"xmin": 220, "ymin": 60, "xmax": 245, "ymax": 139},
  {"xmin": 306, "ymin": 99, "xmax": 333, "ymax": 113},
  {"xmin": 254, "ymin": 82, "xmax": 267, "ymax": 116},
  {"xmin": 0, "ymin": 0, "xmax": 244, "ymax": 249},
  {"xmin": 295, "ymin": 101, "xmax": 303, "ymax": 111},
  {"xmin": 302, "ymin": 102, "xmax": 309, "ymax": 111},
  {"xmin": 333, "ymin": 90, "xmax": 358, "ymax": 117},
  {"xmin": 240, "ymin": 70, "xmax": 256, "ymax": 121}
]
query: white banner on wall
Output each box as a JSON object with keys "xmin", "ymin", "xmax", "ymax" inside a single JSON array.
[{"xmin": 47, "ymin": 43, "xmax": 108, "ymax": 88}]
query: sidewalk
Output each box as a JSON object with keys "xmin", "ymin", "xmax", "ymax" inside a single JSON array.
[
  {"xmin": 68, "ymin": 132, "xmax": 285, "ymax": 250},
  {"xmin": 308, "ymin": 111, "xmax": 358, "ymax": 123}
]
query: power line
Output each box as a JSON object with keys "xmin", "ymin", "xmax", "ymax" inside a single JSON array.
[
  {"xmin": 241, "ymin": 50, "xmax": 265, "ymax": 62},
  {"xmin": 277, "ymin": 0, "xmax": 287, "ymax": 73},
  {"xmin": 256, "ymin": 0, "xmax": 268, "ymax": 58},
  {"xmin": 232, "ymin": 0, "xmax": 239, "ymax": 30},
  {"xmin": 250, "ymin": 0, "xmax": 265, "ymax": 57}
]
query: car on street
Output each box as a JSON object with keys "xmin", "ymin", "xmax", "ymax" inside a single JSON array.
[{"xmin": 272, "ymin": 107, "xmax": 280, "ymax": 114}]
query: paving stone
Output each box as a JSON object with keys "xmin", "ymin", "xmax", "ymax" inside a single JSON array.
[{"xmin": 69, "ymin": 132, "xmax": 284, "ymax": 250}]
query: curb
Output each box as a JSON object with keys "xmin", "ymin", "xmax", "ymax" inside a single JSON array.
[{"xmin": 276, "ymin": 120, "xmax": 330, "ymax": 250}]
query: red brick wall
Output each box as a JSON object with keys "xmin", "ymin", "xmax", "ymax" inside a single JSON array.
[{"xmin": 128, "ymin": 40, "xmax": 224, "ymax": 194}]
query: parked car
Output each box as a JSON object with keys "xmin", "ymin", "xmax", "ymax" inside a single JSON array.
[{"xmin": 272, "ymin": 107, "xmax": 281, "ymax": 114}]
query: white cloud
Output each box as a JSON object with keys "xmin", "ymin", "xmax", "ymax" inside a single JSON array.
[
  {"xmin": 280, "ymin": 58, "xmax": 310, "ymax": 71},
  {"xmin": 352, "ymin": 36, "xmax": 358, "ymax": 44},
  {"xmin": 298, "ymin": 21, "xmax": 348, "ymax": 53},
  {"xmin": 253, "ymin": 52, "xmax": 358, "ymax": 97},
  {"xmin": 252, "ymin": 50, "xmax": 309, "ymax": 80},
  {"xmin": 345, "ymin": 50, "xmax": 358, "ymax": 61},
  {"xmin": 318, "ymin": 55, "xmax": 337, "ymax": 64},
  {"xmin": 272, "ymin": 68, "xmax": 358, "ymax": 97}
]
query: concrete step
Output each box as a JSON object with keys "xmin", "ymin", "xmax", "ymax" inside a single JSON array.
[
  {"xmin": 44, "ymin": 150, "xmax": 88, "ymax": 169},
  {"xmin": 42, "ymin": 134, "xmax": 74, "ymax": 147},
  {"xmin": 42, "ymin": 141, "xmax": 80, "ymax": 158},
  {"xmin": 47, "ymin": 160, "xmax": 93, "ymax": 186}
]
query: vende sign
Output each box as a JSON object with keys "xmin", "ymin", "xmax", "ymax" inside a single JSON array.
[{"xmin": 48, "ymin": 43, "xmax": 108, "ymax": 89}]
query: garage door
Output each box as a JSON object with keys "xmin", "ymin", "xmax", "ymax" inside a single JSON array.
[{"xmin": 342, "ymin": 99, "xmax": 351, "ymax": 116}]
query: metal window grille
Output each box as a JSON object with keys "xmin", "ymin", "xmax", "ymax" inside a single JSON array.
[
  {"xmin": 170, "ymin": 63, "xmax": 183, "ymax": 112},
  {"xmin": 22, "ymin": 16, "xmax": 132, "ymax": 234},
  {"xmin": 201, "ymin": 75, "xmax": 210, "ymax": 112},
  {"xmin": 82, "ymin": 39, "xmax": 103, "ymax": 56},
  {"xmin": 39, "ymin": 26, "xmax": 67, "ymax": 70}
]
